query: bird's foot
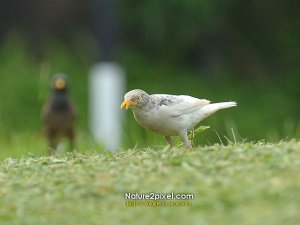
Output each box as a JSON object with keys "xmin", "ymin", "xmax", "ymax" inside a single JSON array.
[{"xmin": 165, "ymin": 136, "xmax": 174, "ymax": 150}]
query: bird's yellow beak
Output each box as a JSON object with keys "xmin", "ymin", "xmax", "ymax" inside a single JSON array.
[
  {"xmin": 120, "ymin": 99, "xmax": 135, "ymax": 110},
  {"xmin": 54, "ymin": 79, "xmax": 66, "ymax": 90}
]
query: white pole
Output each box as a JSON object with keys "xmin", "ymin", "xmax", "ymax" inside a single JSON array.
[{"xmin": 89, "ymin": 62, "xmax": 125, "ymax": 151}]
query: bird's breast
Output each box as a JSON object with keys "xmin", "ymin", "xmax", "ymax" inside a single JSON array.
[
  {"xmin": 51, "ymin": 96, "xmax": 71, "ymax": 112},
  {"xmin": 132, "ymin": 109, "xmax": 179, "ymax": 136}
]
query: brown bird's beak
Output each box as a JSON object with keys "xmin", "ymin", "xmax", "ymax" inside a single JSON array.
[
  {"xmin": 120, "ymin": 99, "xmax": 135, "ymax": 110},
  {"xmin": 54, "ymin": 79, "xmax": 66, "ymax": 90}
]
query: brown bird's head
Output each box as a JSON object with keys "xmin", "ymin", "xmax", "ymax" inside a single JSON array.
[{"xmin": 52, "ymin": 74, "xmax": 68, "ymax": 92}]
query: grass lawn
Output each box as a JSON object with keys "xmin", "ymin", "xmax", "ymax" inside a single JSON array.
[{"xmin": 0, "ymin": 141, "xmax": 300, "ymax": 225}]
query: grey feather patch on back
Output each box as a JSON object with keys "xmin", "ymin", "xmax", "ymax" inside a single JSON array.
[{"xmin": 158, "ymin": 99, "xmax": 175, "ymax": 106}]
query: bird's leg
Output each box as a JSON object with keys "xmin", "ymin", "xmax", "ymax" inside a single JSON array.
[
  {"xmin": 179, "ymin": 131, "xmax": 191, "ymax": 149},
  {"xmin": 66, "ymin": 129, "xmax": 75, "ymax": 152},
  {"xmin": 47, "ymin": 129, "xmax": 57, "ymax": 155},
  {"xmin": 165, "ymin": 136, "xmax": 174, "ymax": 148},
  {"xmin": 48, "ymin": 139, "xmax": 57, "ymax": 155}
]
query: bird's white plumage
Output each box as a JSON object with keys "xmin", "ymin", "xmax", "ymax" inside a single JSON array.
[
  {"xmin": 152, "ymin": 94, "xmax": 210, "ymax": 116},
  {"xmin": 121, "ymin": 89, "xmax": 237, "ymax": 148}
]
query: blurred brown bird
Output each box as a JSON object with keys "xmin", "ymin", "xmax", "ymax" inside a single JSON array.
[{"xmin": 41, "ymin": 74, "xmax": 76, "ymax": 154}]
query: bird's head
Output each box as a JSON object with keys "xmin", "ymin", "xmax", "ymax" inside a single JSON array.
[
  {"xmin": 52, "ymin": 74, "xmax": 68, "ymax": 91},
  {"xmin": 120, "ymin": 89, "xmax": 149, "ymax": 110}
]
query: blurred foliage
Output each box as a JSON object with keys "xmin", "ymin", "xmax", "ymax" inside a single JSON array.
[
  {"xmin": 120, "ymin": 0, "xmax": 300, "ymax": 79},
  {"xmin": 2, "ymin": 0, "xmax": 299, "ymax": 80}
]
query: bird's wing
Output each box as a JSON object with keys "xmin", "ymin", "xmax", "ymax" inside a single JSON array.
[{"xmin": 152, "ymin": 94, "xmax": 210, "ymax": 116}]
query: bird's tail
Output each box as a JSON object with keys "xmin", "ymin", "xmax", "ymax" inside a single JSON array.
[{"xmin": 200, "ymin": 102, "xmax": 237, "ymax": 119}]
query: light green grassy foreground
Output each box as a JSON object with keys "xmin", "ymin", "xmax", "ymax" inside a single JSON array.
[{"xmin": 1, "ymin": 141, "xmax": 300, "ymax": 225}]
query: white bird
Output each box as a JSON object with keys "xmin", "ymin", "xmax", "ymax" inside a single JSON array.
[{"xmin": 120, "ymin": 89, "xmax": 237, "ymax": 148}]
